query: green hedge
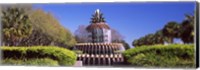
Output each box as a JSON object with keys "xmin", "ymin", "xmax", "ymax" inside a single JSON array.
[
  {"xmin": 2, "ymin": 58, "xmax": 59, "ymax": 66},
  {"xmin": 1, "ymin": 46, "xmax": 77, "ymax": 66},
  {"xmin": 123, "ymin": 44, "xmax": 195, "ymax": 68}
]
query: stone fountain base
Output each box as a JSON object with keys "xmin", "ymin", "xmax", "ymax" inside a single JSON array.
[{"xmin": 74, "ymin": 43, "xmax": 125, "ymax": 66}]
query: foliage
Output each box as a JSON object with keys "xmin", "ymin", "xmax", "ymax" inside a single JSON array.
[
  {"xmin": 132, "ymin": 14, "xmax": 194, "ymax": 47},
  {"xmin": 132, "ymin": 31, "xmax": 166, "ymax": 47},
  {"xmin": 180, "ymin": 14, "xmax": 194, "ymax": 43},
  {"xmin": 1, "ymin": 5, "xmax": 76, "ymax": 48},
  {"xmin": 111, "ymin": 28, "xmax": 124, "ymax": 42},
  {"xmin": 123, "ymin": 44, "xmax": 194, "ymax": 68},
  {"xmin": 162, "ymin": 21, "xmax": 180, "ymax": 43},
  {"xmin": 74, "ymin": 25, "xmax": 89, "ymax": 43},
  {"xmin": 2, "ymin": 7, "xmax": 32, "ymax": 46},
  {"xmin": 110, "ymin": 28, "xmax": 130, "ymax": 50},
  {"xmin": 1, "ymin": 46, "xmax": 77, "ymax": 66},
  {"xmin": 20, "ymin": 9, "xmax": 76, "ymax": 48},
  {"xmin": 2, "ymin": 58, "xmax": 59, "ymax": 66},
  {"xmin": 114, "ymin": 40, "xmax": 130, "ymax": 50}
]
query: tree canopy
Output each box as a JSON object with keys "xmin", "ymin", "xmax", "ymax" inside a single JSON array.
[
  {"xmin": 2, "ymin": 7, "xmax": 32, "ymax": 46},
  {"xmin": 1, "ymin": 5, "xmax": 76, "ymax": 48},
  {"xmin": 132, "ymin": 14, "xmax": 194, "ymax": 47}
]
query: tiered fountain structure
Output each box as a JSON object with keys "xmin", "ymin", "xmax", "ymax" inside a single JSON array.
[{"xmin": 74, "ymin": 9, "xmax": 125, "ymax": 66}]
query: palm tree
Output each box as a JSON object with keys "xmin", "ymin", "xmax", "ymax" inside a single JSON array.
[
  {"xmin": 180, "ymin": 14, "xmax": 194, "ymax": 43},
  {"xmin": 162, "ymin": 21, "xmax": 180, "ymax": 44},
  {"xmin": 2, "ymin": 7, "xmax": 32, "ymax": 46}
]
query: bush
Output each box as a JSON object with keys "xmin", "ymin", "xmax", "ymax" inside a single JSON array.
[
  {"xmin": 2, "ymin": 58, "xmax": 59, "ymax": 66},
  {"xmin": 123, "ymin": 44, "xmax": 195, "ymax": 68},
  {"xmin": 1, "ymin": 46, "xmax": 77, "ymax": 66}
]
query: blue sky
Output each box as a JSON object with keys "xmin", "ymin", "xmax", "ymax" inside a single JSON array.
[{"xmin": 33, "ymin": 2, "xmax": 195, "ymax": 48}]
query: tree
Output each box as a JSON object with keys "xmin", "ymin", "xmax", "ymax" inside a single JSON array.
[
  {"xmin": 132, "ymin": 30, "xmax": 167, "ymax": 47},
  {"xmin": 180, "ymin": 14, "xmax": 194, "ymax": 43},
  {"xmin": 132, "ymin": 34, "xmax": 154, "ymax": 47},
  {"xmin": 132, "ymin": 14, "xmax": 194, "ymax": 47},
  {"xmin": 2, "ymin": 7, "xmax": 32, "ymax": 46},
  {"xmin": 132, "ymin": 22, "xmax": 180, "ymax": 47},
  {"xmin": 162, "ymin": 21, "xmax": 180, "ymax": 43},
  {"xmin": 154, "ymin": 30, "xmax": 166, "ymax": 44},
  {"xmin": 132, "ymin": 39, "xmax": 139, "ymax": 47},
  {"xmin": 74, "ymin": 25, "xmax": 89, "ymax": 43},
  {"xmin": 121, "ymin": 40, "xmax": 130, "ymax": 50},
  {"xmin": 19, "ymin": 9, "xmax": 76, "ymax": 48},
  {"xmin": 111, "ymin": 29, "xmax": 124, "ymax": 42},
  {"xmin": 145, "ymin": 34, "xmax": 155, "ymax": 45},
  {"xmin": 111, "ymin": 29, "xmax": 130, "ymax": 50}
]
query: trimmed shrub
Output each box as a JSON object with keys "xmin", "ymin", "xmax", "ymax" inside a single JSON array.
[
  {"xmin": 123, "ymin": 44, "xmax": 195, "ymax": 68},
  {"xmin": 2, "ymin": 58, "xmax": 59, "ymax": 66},
  {"xmin": 1, "ymin": 46, "xmax": 77, "ymax": 66}
]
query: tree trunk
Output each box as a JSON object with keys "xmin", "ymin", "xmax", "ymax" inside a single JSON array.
[{"xmin": 169, "ymin": 37, "xmax": 173, "ymax": 44}]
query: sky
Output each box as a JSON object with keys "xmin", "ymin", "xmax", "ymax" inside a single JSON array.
[{"xmin": 33, "ymin": 2, "xmax": 195, "ymax": 48}]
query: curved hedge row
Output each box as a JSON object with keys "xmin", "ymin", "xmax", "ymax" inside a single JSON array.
[
  {"xmin": 2, "ymin": 58, "xmax": 59, "ymax": 66},
  {"xmin": 1, "ymin": 46, "xmax": 77, "ymax": 66},
  {"xmin": 123, "ymin": 44, "xmax": 195, "ymax": 68}
]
